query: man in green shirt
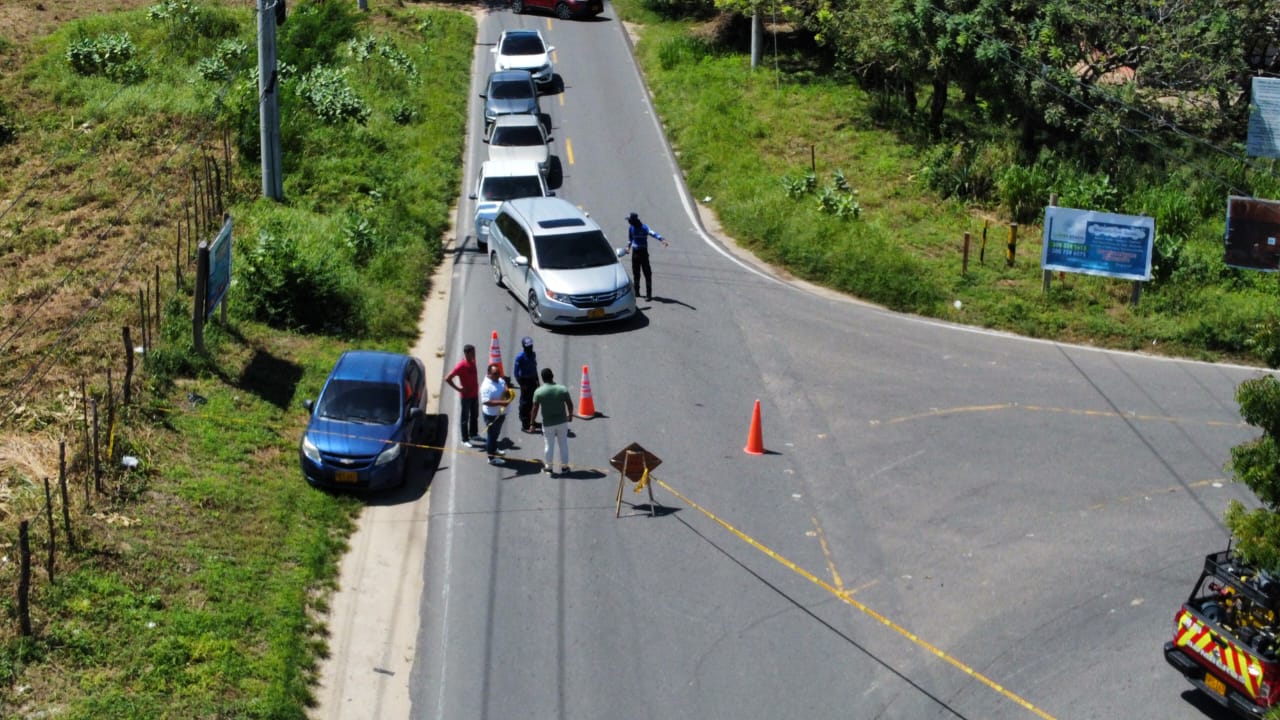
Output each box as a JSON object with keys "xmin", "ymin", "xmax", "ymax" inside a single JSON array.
[{"xmin": 531, "ymin": 368, "xmax": 574, "ymax": 475}]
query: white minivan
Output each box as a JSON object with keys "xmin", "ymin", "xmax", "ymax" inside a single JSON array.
[{"xmin": 488, "ymin": 197, "xmax": 637, "ymax": 327}]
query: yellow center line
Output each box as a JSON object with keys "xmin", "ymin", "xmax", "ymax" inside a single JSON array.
[
  {"xmin": 564, "ymin": 137, "xmax": 574, "ymax": 166},
  {"xmin": 877, "ymin": 403, "xmax": 1247, "ymax": 428},
  {"xmin": 657, "ymin": 478, "xmax": 1058, "ymax": 720}
]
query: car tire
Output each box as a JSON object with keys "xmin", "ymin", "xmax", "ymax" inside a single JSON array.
[
  {"xmin": 527, "ymin": 290, "xmax": 543, "ymax": 326},
  {"xmin": 490, "ymin": 251, "xmax": 505, "ymax": 287},
  {"xmin": 512, "ymin": 0, "xmax": 524, "ymax": 12},
  {"xmin": 555, "ymin": 2, "xmax": 571, "ymax": 19}
]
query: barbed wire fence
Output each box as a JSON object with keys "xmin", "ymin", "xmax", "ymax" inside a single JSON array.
[{"xmin": 3, "ymin": 129, "xmax": 232, "ymax": 638}]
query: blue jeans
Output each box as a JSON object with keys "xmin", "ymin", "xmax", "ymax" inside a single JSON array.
[{"xmin": 484, "ymin": 412, "xmax": 505, "ymax": 457}]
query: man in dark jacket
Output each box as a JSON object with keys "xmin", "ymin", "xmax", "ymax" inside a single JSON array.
[
  {"xmin": 623, "ymin": 212, "xmax": 668, "ymax": 300},
  {"xmin": 513, "ymin": 336, "xmax": 540, "ymax": 432}
]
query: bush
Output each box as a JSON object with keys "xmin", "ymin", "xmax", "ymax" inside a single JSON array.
[
  {"xmin": 920, "ymin": 141, "xmax": 1007, "ymax": 204},
  {"xmin": 66, "ymin": 32, "xmax": 146, "ymax": 83},
  {"xmin": 657, "ymin": 35, "xmax": 715, "ymax": 71},
  {"xmin": 278, "ymin": 0, "xmax": 362, "ymax": 75},
  {"xmin": 236, "ymin": 228, "xmax": 364, "ymax": 334},
  {"xmin": 195, "ymin": 38, "xmax": 250, "ymax": 83},
  {"xmin": 0, "ymin": 98, "xmax": 17, "ymax": 146},
  {"xmin": 295, "ymin": 66, "xmax": 370, "ymax": 124}
]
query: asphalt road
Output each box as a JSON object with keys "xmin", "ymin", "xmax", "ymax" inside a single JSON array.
[{"xmin": 407, "ymin": 6, "xmax": 1270, "ymax": 719}]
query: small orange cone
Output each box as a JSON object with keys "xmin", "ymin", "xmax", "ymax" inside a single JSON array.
[
  {"xmin": 744, "ymin": 399, "xmax": 764, "ymax": 455},
  {"xmin": 577, "ymin": 365, "xmax": 596, "ymax": 418},
  {"xmin": 488, "ymin": 330, "xmax": 504, "ymax": 377}
]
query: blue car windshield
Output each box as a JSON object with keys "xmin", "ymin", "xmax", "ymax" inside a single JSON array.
[
  {"xmin": 316, "ymin": 380, "xmax": 401, "ymax": 424},
  {"xmin": 534, "ymin": 231, "xmax": 617, "ymax": 270}
]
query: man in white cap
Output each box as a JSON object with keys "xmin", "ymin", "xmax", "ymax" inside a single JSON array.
[{"xmin": 513, "ymin": 335, "xmax": 540, "ymax": 432}]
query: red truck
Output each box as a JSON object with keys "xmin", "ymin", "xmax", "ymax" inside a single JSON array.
[{"xmin": 1165, "ymin": 550, "xmax": 1280, "ymax": 717}]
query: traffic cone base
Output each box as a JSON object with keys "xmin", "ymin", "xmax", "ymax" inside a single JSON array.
[
  {"xmin": 577, "ymin": 365, "xmax": 596, "ymax": 418},
  {"xmin": 744, "ymin": 399, "xmax": 764, "ymax": 455}
]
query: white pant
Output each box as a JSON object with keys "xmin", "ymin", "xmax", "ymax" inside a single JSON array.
[{"xmin": 543, "ymin": 422, "xmax": 569, "ymax": 467}]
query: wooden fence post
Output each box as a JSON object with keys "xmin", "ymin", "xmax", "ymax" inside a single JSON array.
[
  {"xmin": 18, "ymin": 520, "xmax": 32, "ymax": 636},
  {"xmin": 60, "ymin": 440, "xmax": 76, "ymax": 551},
  {"xmin": 155, "ymin": 265, "xmax": 162, "ymax": 332},
  {"xmin": 44, "ymin": 478, "xmax": 56, "ymax": 583},
  {"xmin": 962, "ymin": 231, "xmax": 970, "ymax": 276},
  {"xmin": 105, "ymin": 368, "xmax": 115, "ymax": 464},
  {"xmin": 92, "ymin": 398, "xmax": 101, "ymax": 495},
  {"xmin": 122, "ymin": 327, "xmax": 134, "ymax": 406}
]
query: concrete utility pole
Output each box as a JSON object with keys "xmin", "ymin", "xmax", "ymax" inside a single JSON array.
[
  {"xmin": 258, "ymin": 0, "xmax": 284, "ymax": 200},
  {"xmin": 750, "ymin": 10, "xmax": 763, "ymax": 69}
]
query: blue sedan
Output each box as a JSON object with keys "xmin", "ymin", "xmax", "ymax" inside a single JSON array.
[{"xmin": 299, "ymin": 350, "xmax": 426, "ymax": 491}]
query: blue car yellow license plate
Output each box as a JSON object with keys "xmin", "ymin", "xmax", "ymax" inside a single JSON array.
[{"xmin": 335, "ymin": 470, "xmax": 358, "ymax": 484}]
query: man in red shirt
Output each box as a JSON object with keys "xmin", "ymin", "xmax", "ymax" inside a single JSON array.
[{"xmin": 444, "ymin": 344, "xmax": 480, "ymax": 447}]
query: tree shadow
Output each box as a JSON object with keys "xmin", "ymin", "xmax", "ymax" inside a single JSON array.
[{"xmin": 236, "ymin": 348, "xmax": 303, "ymax": 410}]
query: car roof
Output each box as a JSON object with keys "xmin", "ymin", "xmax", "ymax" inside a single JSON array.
[
  {"xmin": 489, "ymin": 69, "xmax": 534, "ymax": 84},
  {"xmin": 501, "ymin": 197, "xmax": 601, "ymax": 236},
  {"xmin": 491, "ymin": 114, "xmax": 542, "ymax": 129},
  {"xmin": 329, "ymin": 350, "xmax": 413, "ymax": 384},
  {"xmin": 480, "ymin": 159, "xmax": 544, "ymax": 178}
]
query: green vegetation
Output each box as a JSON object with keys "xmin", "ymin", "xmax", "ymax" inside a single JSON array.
[
  {"xmin": 623, "ymin": 1, "xmax": 1280, "ymax": 365},
  {"xmin": 1, "ymin": 1, "xmax": 471, "ymax": 716}
]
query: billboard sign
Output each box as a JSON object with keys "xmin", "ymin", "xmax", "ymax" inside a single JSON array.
[
  {"xmin": 1247, "ymin": 77, "xmax": 1280, "ymax": 159},
  {"xmin": 1041, "ymin": 207, "xmax": 1154, "ymax": 281},
  {"xmin": 206, "ymin": 217, "xmax": 232, "ymax": 319},
  {"xmin": 1225, "ymin": 196, "xmax": 1280, "ymax": 272}
]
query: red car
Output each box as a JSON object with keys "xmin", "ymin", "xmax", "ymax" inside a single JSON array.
[{"xmin": 511, "ymin": 0, "xmax": 603, "ymax": 20}]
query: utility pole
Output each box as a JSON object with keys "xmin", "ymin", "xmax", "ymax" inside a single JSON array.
[
  {"xmin": 258, "ymin": 0, "xmax": 284, "ymax": 200},
  {"xmin": 750, "ymin": 9, "xmax": 763, "ymax": 69}
]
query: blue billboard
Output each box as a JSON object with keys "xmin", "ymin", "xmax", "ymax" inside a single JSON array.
[
  {"xmin": 206, "ymin": 218, "xmax": 232, "ymax": 320},
  {"xmin": 1041, "ymin": 207, "xmax": 1154, "ymax": 281}
]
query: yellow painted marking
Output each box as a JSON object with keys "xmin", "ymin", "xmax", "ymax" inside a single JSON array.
[
  {"xmin": 881, "ymin": 403, "xmax": 1247, "ymax": 429},
  {"xmin": 811, "ymin": 518, "xmax": 846, "ymax": 596},
  {"xmin": 565, "ymin": 138, "xmax": 574, "ymax": 166},
  {"xmin": 657, "ymin": 479, "xmax": 1059, "ymax": 720}
]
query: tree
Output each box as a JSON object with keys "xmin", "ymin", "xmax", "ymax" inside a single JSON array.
[{"xmin": 1226, "ymin": 375, "xmax": 1280, "ymax": 573}]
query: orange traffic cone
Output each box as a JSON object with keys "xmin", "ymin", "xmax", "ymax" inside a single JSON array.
[
  {"xmin": 488, "ymin": 330, "xmax": 504, "ymax": 377},
  {"xmin": 577, "ymin": 365, "xmax": 596, "ymax": 418},
  {"xmin": 744, "ymin": 399, "xmax": 764, "ymax": 455}
]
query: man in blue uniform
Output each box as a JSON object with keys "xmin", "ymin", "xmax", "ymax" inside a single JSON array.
[{"xmin": 622, "ymin": 212, "xmax": 668, "ymax": 300}]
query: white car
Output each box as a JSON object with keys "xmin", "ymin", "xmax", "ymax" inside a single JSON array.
[
  {"xmin": 469, "ymin": 160, "xmax": 550, "ymax": 249},
  {"xmin": 491, "ymin": 29, "xmax": 554, "ymax": 87},
  {"xmin": 486, "ymin": 114, "xmax": 551, "ymax": 176}
]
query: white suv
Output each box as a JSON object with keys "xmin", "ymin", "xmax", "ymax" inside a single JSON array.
[
  {"xmin": 469, "ymin": 160, "xmax": 550, "ymax": 249},
  {"xmin": 491, "ymin": 29, "xmax": 555, "ymax": 87}
]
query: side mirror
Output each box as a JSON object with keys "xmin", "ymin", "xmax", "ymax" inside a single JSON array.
[
  {"xmin": 514, "ymin": 256, "xmax": 529, "ymax": 267},
  {"xmin": 303, "ymin": 399, "xmax": 314, "ymax": 414},
  {"xmin": 547, "ymin": 45, "xmax": 555, "ymax": 53},
  {"xmin": 468, "ymin": 192, "xmax": 478, "ymax": 200}
]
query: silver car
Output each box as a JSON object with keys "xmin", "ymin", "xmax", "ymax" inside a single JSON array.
[{"xmin": 488, "ymin": 197, "xmax": 637, "ymax": 327}]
